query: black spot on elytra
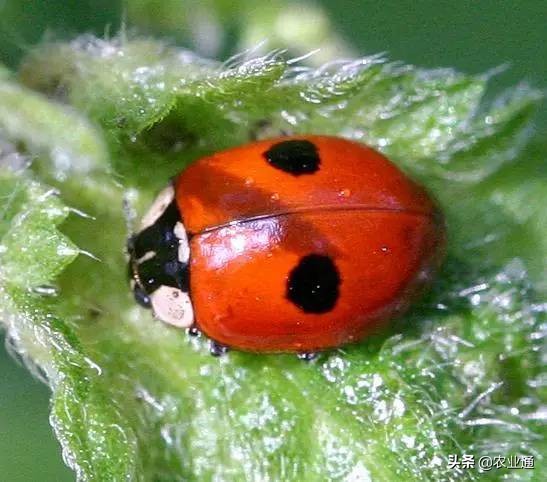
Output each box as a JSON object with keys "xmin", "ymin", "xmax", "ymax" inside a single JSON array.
[
  {"xmin": 264, "ymin": 140, "xmax": 320, "ymax": 175},
  {"xmin": 287, "ymin": 254, "xmax": 340, "ymax": 313}
]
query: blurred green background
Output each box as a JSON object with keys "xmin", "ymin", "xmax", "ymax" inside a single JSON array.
[{"xmin": 0, "ymin": 1, "xmax": 544, "ymax": 480}]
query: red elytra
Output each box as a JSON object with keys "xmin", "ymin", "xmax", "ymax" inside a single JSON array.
[{"xmin": 129, "ymin": 135, "xmax": 445, "ymax": 353}]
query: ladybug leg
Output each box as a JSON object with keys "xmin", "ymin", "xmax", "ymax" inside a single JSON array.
[
  {"xmin": 187, "ymin": 325, "xmax": 201, "ymax": 337},
  {"xmin": 209, "ymin": 340, "xmax": 229, "ymax": 357},
  {"xmin": 132, "ymin": 283, "xmax": 151, "ymax": 308},
  {"xmin": 297, "ymin": 352, "xmax": 319, "ymax": 362}
]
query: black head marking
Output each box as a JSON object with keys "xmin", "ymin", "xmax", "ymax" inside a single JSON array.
[
  {"xmin": 263, "ymin": 139, "xmax": 320, "ymax": 175},
  {"xmin": 287, "ymin": 254, "xmax": 340, "ymax": 313},
  {"xmin": 134, "ymin": 255, "xmax": 189, "ymax": 293},
  {"xmin": 128, "ymin": 199, "xmax": 190, "ymax": 299},
  {"xmin": 131, "ymin": 201, "xmax": 181, "ymax": 260}
]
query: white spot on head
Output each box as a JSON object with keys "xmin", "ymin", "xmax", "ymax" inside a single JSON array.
[
  {"xmin": 150, "ymin": 285, "xmax": 194, "ymax": 328},
  {"xmin": 140, "ymin": 184, "xmax": 175, "ymax": 230},
  {"xmin": 137, "ymin": 250, "xmax": 156, "ymax": 264},
  {"xmin": 174, "ymin": 222, "xmax": 190, "ymax": 263}
]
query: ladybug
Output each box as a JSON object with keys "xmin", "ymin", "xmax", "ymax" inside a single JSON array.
[{"xmin": 128, "ymin": 136, "xmax": 445, "ymax": 355}]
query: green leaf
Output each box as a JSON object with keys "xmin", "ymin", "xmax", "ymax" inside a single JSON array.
[
  {"xmin": 125, "ymin": 0, "xmax": 353, "ymax": 63},
  {"xmin": 0, "ymin": 170, "xmax": 138, "ymax": 480},
  {"xmin": 2, "ymin": 36, "xmax": 545, "ymax": 481},
  {"xmin": 0, "ymin": 81, "xmax": 109, "ymax": 176},
  {"xmin": 0, "ymin": 64, "xmax": 10, "ymax": 79}
]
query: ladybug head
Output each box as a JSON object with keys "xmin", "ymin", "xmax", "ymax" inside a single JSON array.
[{"xmin": 127, "ymin": 183, "xmax": 194, "ymax": 328}]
